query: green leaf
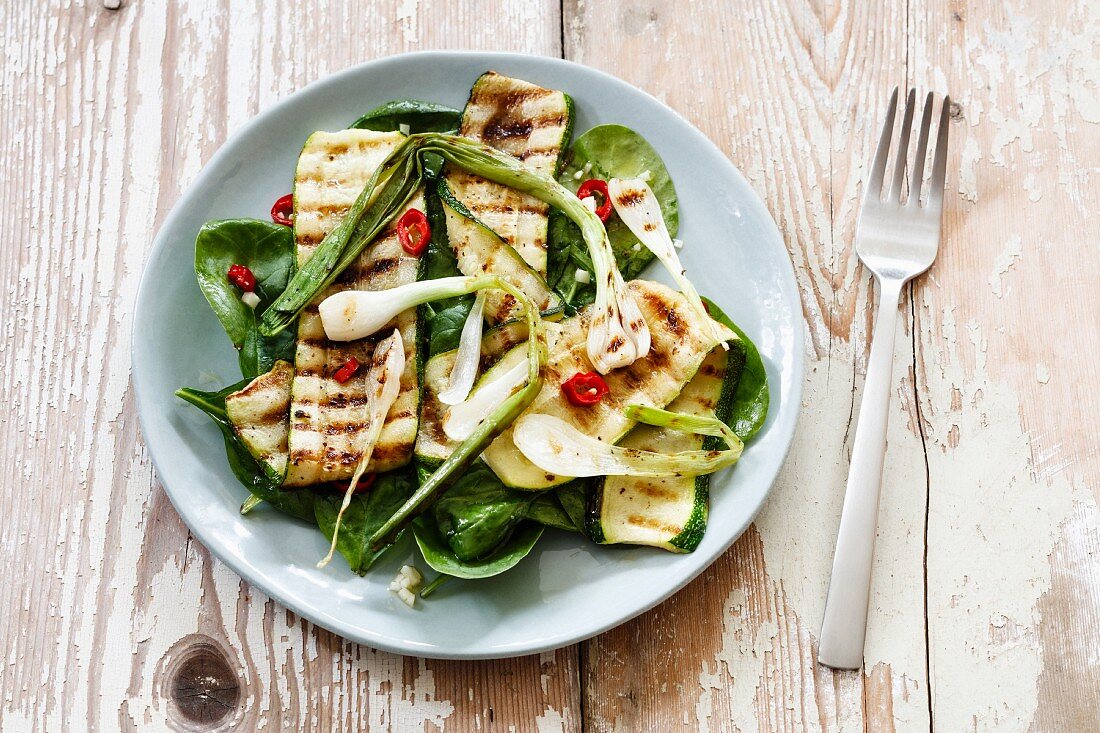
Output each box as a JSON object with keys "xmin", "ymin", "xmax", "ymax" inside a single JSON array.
[
  {"xmin": 418, "ymin": 181, "xmax": 474, "ymax": 359},
  {"xmin": 432, "ymin": 462, "xmax": 536, "ymax": 560},
  {"xmin": 702, "ymin": 298, "xmax": 770, "ymax": 440},
  {"xmin": 350, "ymin": 99, "xmax": 461, "ymax": 134},
  {"xmin": 412, "ymin": 516, "xmax": 543, "ymax": 580},
  {"xmin": 549, "ymin": 124, "xmax": 679, "ymax": 308},
  {"xmin": 240, "ymin": 323, "xmax": 297, "ymax": 380},
  {"xmin": 525, "ymin": 492, "xmax": 578, "ymax": 532},
  {"xmin": 313, "ymin": 468, "xmax": 418, "ymax": 574},
  {"xmin": 194, "ymin": 219, "xmax": 296, "ymax": 378},
  {"xmin": 553, "ymin": 480, "xmax": 590, "ymax": 531}
]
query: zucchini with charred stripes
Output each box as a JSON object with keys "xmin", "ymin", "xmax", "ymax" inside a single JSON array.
[
  {"xmin": 285, "ymin": 129, "xmax": 422, "ymax": 486},
  {"xmin": 225, "ymin": 360, "xmax": 294, "ymax": 480},
  {"xmin": 477, "ymin": 280, "xmax": 733, "ymax": 489},
  {"xmin": 586, "ymin": 340, "xmax": 745, "ymax": 552},
  {"xmin": 416, "ymin": 281, "xmax": 732, "ymax": 488},
  {"xmin": 437, "ymin": 179, "xmax": 562, "ymax": 322},
  {"xmin": 444, "ymin": 72, "xmax": 574, "ymax": 297}
]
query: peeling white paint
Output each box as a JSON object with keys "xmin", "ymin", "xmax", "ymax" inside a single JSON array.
[
  {"xmin": 694, "ymin": 588, "xmax": 778, "ymax": 732},
  {"xmin": 1035, "ymin": 363, "xmax": 1050, "ymax": 384},
  {"xmin": 988, "ymin": 236, "xmax": 1023, "ymax": 299},
  {"xmin": 396, "ymin": 0, "xmax": 420, "ymax": 45},
  {"xmin": 922, "ymin": 309, "xmax": 1089, "ymax": 731}
]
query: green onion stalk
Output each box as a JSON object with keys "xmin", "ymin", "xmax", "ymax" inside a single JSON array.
[{"xmin": 361, "ymin": 275, "xmax": 546, "ymax": 550}]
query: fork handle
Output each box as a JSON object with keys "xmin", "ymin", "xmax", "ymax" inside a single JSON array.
[{"xmin": 818, "ymin": 275, "xmax": 905, "ymax": 670}]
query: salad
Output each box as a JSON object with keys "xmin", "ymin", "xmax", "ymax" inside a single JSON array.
[{"xmin": 177, "ymin": 72, "xmax": 769, "ymax": 604}]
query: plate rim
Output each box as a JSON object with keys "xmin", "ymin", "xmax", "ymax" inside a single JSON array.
[{"xmin": 132, "ymin": 50, "xmax": 804, "ymax": 659}]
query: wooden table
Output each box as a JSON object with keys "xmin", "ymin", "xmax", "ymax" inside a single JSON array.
[{"xmin": 2, "ymin": 1, "xmax": 1097, "ymax": 730}]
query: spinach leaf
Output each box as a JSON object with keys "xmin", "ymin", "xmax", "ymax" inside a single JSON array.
[
  {"xmin": 195, "ymin": 219, "xmax": 296, "ymax": 378},
  {"xmin": 526, "ymin": 492, "xmax": 578, "ymax": 532},
  {"xmin": 549, "ymin": 124, "xmax": 679, "ymax": 309},
  {"xmin": 350, "ymin": 101, "xmax": 461, "ymax": 179},
  {"xmin": 350, "ymin": 99, "xmax": 461, "ymax": 134},
  {"xmin": 432, "ymin": 462, "xmax": 535, "ymax": 560},
  {"xmin": 418, "ymin": 175, "xmax": 473, "ymax": 359},
  {"xmin": 702, "ymin": 298, "xmax": 770, "ymax": 440},
  {"xmin": 553, "ymin": 480, "xmax": 590, "ymax": 531},
  {"xmin": 412, "ymin": 516, "xmax": 543, "ymax": 580},
  {"xmin": 313, "ymin": 468, "xmax": 418, "ymax": 574},
  {"xmin": 175, "ymin": 384, "xmax": 316, "ymax": 522}
]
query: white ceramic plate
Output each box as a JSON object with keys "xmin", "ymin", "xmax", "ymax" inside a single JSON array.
[{"xmin": 133, "ymin": 51, "xmax": 803, "ymax": 659}]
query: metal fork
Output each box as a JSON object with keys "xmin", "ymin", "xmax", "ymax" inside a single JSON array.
[{"xmin": 818, "ymin": 88, "xmax": 951, "ymax": 670}]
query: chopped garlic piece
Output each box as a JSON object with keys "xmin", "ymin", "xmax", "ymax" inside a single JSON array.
[
  {"xmin": 632, "ymin": 243, "xmax": 642, "ymax": 252},
  {"xmin": 574, "ymin": 269, "xmax": 591, "ymax": 284},
  {"xmin": 389, "ymin": 565, "xmax": 423, "ymax": 607},
  {"xmin": 573, "ymin": 169, "xmax": 584, "ymax": 180},
  {"xmin": 241, "ymin": 291, "xmax": 261, "ymax": 309},
  {"xmin": 582, "ymin": 161, "xmax": 592, "ymax": 175},
  {"xmin": 398, "ymin": 123, "xmax": 411, "ymax": 135},
  {"xmin": 673, "ymin": 238, "xmax": 684, "ymax": 249}
]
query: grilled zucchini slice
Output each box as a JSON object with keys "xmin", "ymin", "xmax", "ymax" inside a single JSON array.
[
  {"xmin": 284, "ymin": 129, "xmax": 421, "ymax": 486},
  {"xmin": 586, "ymin": 342, "xmax": 744, "ymax": 552},
  {"xmin": 414, "ymin": 319, "xmax": 532, "ymax": 466},
  {"xmin": 225, "ymin": 360, "xmax": 294, "ymax": 479},
  {"xmin": 438, "ymin": 180, "xmax": 562, "ymax": 321},
  {"xmin": 443, "ymin": 72, "xmax": 573, "ymax": 319},
  {"xmin": 479, "ymin": 280, "xmax": 734, "ymax": 489}
]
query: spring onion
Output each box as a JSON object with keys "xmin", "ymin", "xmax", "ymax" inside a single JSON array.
[
  {"xmin": 317, "ymin": 329, "xmax": 405, "ymax": 568},
  {"xmin": 437, "ymin": 290, "xmax": 487, "ymax": 405},
  {"xmin": 319, "ymin": 276, "xmax": 481, "ymax": 342},
  {"xmin": 366, "ymin": 275, "xmax": 547, "ymax": 550},
  {"xmin": 443, "ymin": 358, "xmax": 528, "ymax": 441},
  {"xmin": 258, "ymin": 136, "xmax": 426, "ymax": 336},
  {"xmin": 608, "ymin": 178, "xmax": 728, "ymax": 347},
  {"xmin": 513, "ymin": 405, "xmax": 744, "ymax": 478}
]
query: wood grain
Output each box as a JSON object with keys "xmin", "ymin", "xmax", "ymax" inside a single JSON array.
[
  {"xmin": 566, "ymin": 0, "xmax": 1099, "ymax": 730},
  {"xmin": 1, "ymin": 0, "xmax": 1096, "ymax": 731},
  {"xmin": 0, "ymin": 1, "xmax": 577, "ymax": 731}
]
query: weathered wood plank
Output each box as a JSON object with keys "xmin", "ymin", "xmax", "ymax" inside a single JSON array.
[
  {"xmin": 565, "ymin": 0, "xmax": 925, "ymax": 729},
  {"xmin": 1, "ymin": 0, "xmax": 1097, "ymax": 731},
  {"xmin": 0, "ymin": 1, "xmax": 577, "ymax": 731},
  {"xmin": 566, "ymin": 0, "xmax": 1100, "ymax": 730},
  {"xmin": 911, "ymin": 1, "xmax": 1100, "ymax": 729}
]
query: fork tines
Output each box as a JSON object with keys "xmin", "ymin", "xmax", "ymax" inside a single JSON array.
[{"xmin": 866, "ymin": 87, "xmax": 951, "ymax": 209}]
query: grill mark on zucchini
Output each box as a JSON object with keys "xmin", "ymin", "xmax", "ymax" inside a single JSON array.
[
  {"xmin": 437, "ymin": 178, "xmax": 562, "ymax": 322},
  {"xmin": 284, "ymin": 129, "xmax": 421, "ymax": 486},
  {"xmin": 586, "ymin": 339, "xmax": 745, "ymax": 552},
  {"xmin": 464, "ymin": 200, "xmax": 548, "ymax": 216},
  {"xmin": 444, "ymin": 72, "xmax": 574, "ymax": 280},
  {"xmin": 225, "ymin": 361, "xmax": 295, "ymax": 479}
]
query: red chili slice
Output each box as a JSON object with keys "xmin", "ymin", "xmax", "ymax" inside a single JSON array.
[
  {"xmin": 227, "ymin": 263, "xmax": 256, "ymax": 292},
  {"xmin": 353, "ymin": 473, "xmax": 377, "ymax": 494},
  {"xmin": 397, "ymin": 208, "xmax": 431, "ymax": 256},
  {"xmin": 326, "ymin": 473, "xmax": 376, "ymax": 495},
  {"xmin": 333, "ymin": 357, "xmax": 361, "ymax": 384},
  {"xmin": 576, "ymin": 179, "xmax": 613, "ymax": 222},
  {"xmin": 271, "ymin": 193, "xmax": 294, "ymax": 226},
  {"xmin": 561, "ymin": 371, "xmax": 610, "ymax": 406}
]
